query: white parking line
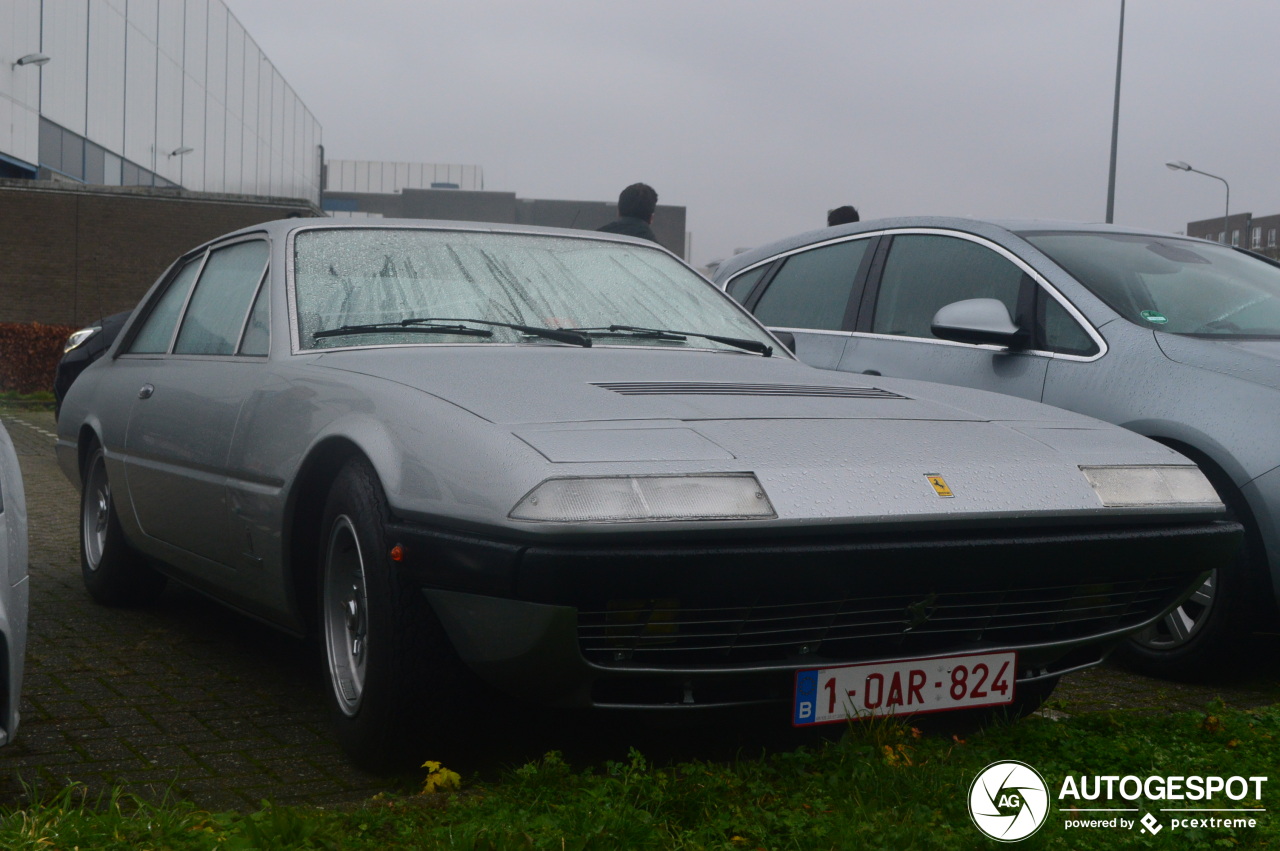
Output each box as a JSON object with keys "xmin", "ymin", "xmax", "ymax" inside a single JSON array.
[{"xmin": 0, "ymin": 414, "xmax": 57, "ymax": 441}]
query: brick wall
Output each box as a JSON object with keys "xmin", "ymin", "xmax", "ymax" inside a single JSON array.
[{"xmin": 0, "ymin": 180, "xmax": 317, "ymax": 325}]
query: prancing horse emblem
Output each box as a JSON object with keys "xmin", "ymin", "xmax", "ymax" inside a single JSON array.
[{"xmin": 925, "ymin": 474, "xmax": 954, "ymax": 497}]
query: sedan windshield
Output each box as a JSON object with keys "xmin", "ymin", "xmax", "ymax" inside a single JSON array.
[
  {"xmin": 293, "ymin": 228, "xmax": 774, "ymax": 352},
  {"xmin": 1022, "ymin": 231, "xmax": 1280, "ymax": 338}
]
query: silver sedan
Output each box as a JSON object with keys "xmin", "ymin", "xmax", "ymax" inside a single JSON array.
[
  {"xmin": 715, "ymin": 217, "xmax": 1280, "ymax": 679},
  {"xmin": 57, "ymin": 219, "xmax": 1239, "ymax": 769},
  {"xmin": 0, "ymin": 421, "xmax": 28, "ymax": 747}
]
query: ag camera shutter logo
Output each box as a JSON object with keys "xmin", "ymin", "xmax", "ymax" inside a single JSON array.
[{"xmin": 969, "ymin": 761, "xmax": 1050, "ymax": 842}]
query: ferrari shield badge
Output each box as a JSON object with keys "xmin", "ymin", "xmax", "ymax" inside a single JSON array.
[{"xmin": 925, "ymin": 474, "xmax": 954, "ymax": 498}]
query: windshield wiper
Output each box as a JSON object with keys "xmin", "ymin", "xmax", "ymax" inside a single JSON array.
[
  {"xmin": 576, "ymin": 325, "xmax": 772, "ymax": 356},
  {"xmin": 315, "ymin": 317, "xmax": 591, "ymax": 347},
  {"xmin": 314, "ymin": 322, "xmax": 493, "ymax": 341},
  {"xmin": 406, "ymin": 317, "xmax": 591, "ymax": 347}
]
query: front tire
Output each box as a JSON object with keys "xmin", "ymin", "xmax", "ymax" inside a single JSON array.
[
  {"xmin": 319, "ymin": 457, "xmax": 477, "ymax": 772},
  {"xmin": 80, "ymin": 443, "xmax": 167, "ymax": 606}
]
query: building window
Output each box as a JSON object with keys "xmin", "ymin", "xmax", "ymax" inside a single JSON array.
[
  {"xmin": 1219, "ymin": 232, "xmax": 1226, "ymax": 243},
  {"xmin": 1270, "ymin": 229, "xmax": 1277, "ymax": 248},
  {"xmin": 1231, "ymin": 230, "xmax": 1241, "ymax": 246},
  {"xmin": 1253, "ymin": 227, "xmax": 1262, "ymax": 249}
]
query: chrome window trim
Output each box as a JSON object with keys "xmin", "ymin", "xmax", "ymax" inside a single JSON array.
[
  {"xmin": 721, "ymin": 231, "xmax": 887, "ymax": 293},
  {"xmin": 233, "ymin": 266, "xmax": 272, "ymax": 357},
  {"xmin": 765, "ymin": 326, "xmax": 853, "ymax": 340},
  {"xmin": 732, "ymin": 227, "xmax": 1107, "ymax": 364},
  {"xmin": 122, "ymin": 232, "xmax": 270, "ymax": 359},
  {"xmin": 122, "ymin": 248, "xmax": 209, "ymax": 357},
  {"xmin": 871, "ymin": 228, "xmax": 1107, "ymax": 362},
  {"xmin": 171, "ymin": 235, "xmax": 270, "ymax": 357}
]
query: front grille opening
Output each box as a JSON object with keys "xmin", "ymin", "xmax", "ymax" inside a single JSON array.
[{"xmin": 579, "ymin": 576, "xmax": 1187, "ymax": 667}]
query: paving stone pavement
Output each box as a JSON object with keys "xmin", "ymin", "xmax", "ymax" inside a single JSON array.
[
  {"xmin": 0, "ymin": 407, "xmax": 394, "ymax": 811},
  {"xmin": 0, "ymin": 406, "xmax": 1277, "ymax": 812}
]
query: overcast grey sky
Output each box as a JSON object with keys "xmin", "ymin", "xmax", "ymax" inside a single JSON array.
[{"xmin": 227, "ymin": 1, "xmax": 1277, "ymax": 266}]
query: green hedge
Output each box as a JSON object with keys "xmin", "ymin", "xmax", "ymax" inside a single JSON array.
[{"xmin": 0, "ymin": 321, "xmax": 76, "ymax": 395}]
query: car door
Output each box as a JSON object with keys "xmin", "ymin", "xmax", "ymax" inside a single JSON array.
[
  {"xmin": 736, "ymin": 235, "xmax": 877, "ymax": 369},
  {"xmin": 118, "ymin": 237, "xmax": 270, "ymax": 571},
  {"xmin": 839, "ymin": 231, "xmax": 1051, "ymax": 400}
]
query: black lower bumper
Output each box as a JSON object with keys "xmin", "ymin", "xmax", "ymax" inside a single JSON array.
[{"xmin": 388, "ymin": 519, "xmax": 1241, "ymax": 708}]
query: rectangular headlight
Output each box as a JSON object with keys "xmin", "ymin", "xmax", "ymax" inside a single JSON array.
[
  {"xmin": 1080, "ymin": 466, "xmax": 1222, "ymax": 508},
  {"xmin": 509, "ymin": 473, "xmax": 776, "ymax": 522}
]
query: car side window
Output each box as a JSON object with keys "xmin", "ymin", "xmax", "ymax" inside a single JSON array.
[
  {"xmin": 751, "ymin": 239, "xmax": 869, "ymax": 330},
  {"xmin": 174, "ymin": 241, "xmax": 270, "ymax": 356},
  {"xmin": 1040, "ymin": 292, "xmax": 1099, "ymax": 356},
  {"xmin": 127, "ymin": 257, "xmax": 203, "ymax": 354},
  {"xmin": 724, "ymin": 264, "xmax": 769, "ymax": 304},
  {"xmin": 238, "ymin": 281, "xmax": 271, "ymax": 356},
  {"xmin": 872, "ymin": 234, "xmax": 1024, "ymax": 339}
]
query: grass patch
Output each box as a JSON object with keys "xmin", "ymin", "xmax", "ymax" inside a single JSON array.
[
  {"xmin": 0, "ymin": 389, "xmax": 55, "ymax": 408},
  {"xmin": 1, "ymin": 703, "xmax": 1275, "ymax": 849}
]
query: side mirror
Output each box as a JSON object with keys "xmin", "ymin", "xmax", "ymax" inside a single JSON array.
[
  {"xmin": 770, "ymin": 330, "xmax": 796, "ymax": 354},
  {"xmin": 931, "ymin": 298, "xmax": 1029, "ymax": 349}
]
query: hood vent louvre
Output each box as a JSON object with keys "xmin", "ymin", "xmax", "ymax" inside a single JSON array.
[{"xmin": 592, "ymin": 381, "xmax": 909, "ymax": 400}]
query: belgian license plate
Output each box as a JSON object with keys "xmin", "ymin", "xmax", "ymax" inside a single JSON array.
[{"xmin": 793, "ymin": 651, "xmax": 1016, "ymax": 726}]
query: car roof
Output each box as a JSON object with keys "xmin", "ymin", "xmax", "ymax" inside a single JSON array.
[{"xmin": 713, "ymin": 216, "xmax": 1203, "ymax": 281}]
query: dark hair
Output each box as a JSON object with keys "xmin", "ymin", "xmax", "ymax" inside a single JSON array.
[
  {"xmin": 618, "ymin": 183, "xmax": 659, "ymax": 220},
  {"xmin": 827, "ymin": 205, "xmax": 860, "ymax": 226}
]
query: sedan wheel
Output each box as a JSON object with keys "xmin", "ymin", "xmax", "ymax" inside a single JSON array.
[
  {"xmin": 1115, "ymin": 468, "xmax": 1255, "ymax": 681},
  {"xmin": 1130, "ymin": 572, "xmax": 1215, "ymax": 650},
  {"xmin": 323, "ymin": 515, "xmax": 370, "ymax": 716},
  {"xmin": 79, "ymin": 443, "xmax": 166, "ymax": 606}
]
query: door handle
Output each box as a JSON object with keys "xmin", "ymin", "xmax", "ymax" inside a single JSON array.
[
  {"xmin": 862, "ymin": 370, "xmax": 881, "ymax": 376},
  {"xmin": 138, "ymin": 384, "xmax": 155, "ymax": 399}
]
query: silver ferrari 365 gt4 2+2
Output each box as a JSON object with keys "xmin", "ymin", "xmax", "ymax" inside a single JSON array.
[{"xmin": 55, "ymin": 219, "xmax": 1240, "ymax": 769}]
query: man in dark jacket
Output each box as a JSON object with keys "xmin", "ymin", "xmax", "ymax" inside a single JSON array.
[
  {"xmin": 827, "ymin": 205, "xmax": 860, "ymax": 226},
  {"xmin": 597, "ymin": 183, "xmax": 660, "ymax": 243}
]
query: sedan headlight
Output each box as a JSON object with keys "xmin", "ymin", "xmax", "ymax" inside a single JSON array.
[
  {"xmin": 63, "ymin": 325, "xmax": 100, "ymax": 353},
  {"xmin": 1080, "ymin": 466, "xmax": 1221, "ymax": 508},
  {"xmin": 510, "ymin": 473, "xmax": 776, "ymax": 522}
]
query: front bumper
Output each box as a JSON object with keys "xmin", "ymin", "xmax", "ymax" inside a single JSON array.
[{"xmin": 390, "ymin": 519, "xmax": 1242, "ymax": 710}]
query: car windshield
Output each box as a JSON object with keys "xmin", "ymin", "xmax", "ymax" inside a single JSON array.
[
  {"xmin": 1022, "ymin": 231, "xmax": 1280, "ymax": 338},
  {"xmin": 293, "ymin": 228, "xmax": 774, "ymax": 352}
]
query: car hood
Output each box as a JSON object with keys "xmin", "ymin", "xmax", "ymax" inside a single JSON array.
[
  {"xmin": 305, "ymin": 346, "xmax": 1205, "ymax": 531},
  {"xmin": 1155, "ymin": 332, "xmax": 1280, "ymax": 392}
]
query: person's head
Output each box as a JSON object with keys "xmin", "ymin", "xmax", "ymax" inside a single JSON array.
[
  {"xmin": 827, "ymin": 205, "xmax": 860, "ymax": 226},
  {"xmin": 618, "ymin": 183, "xmax": 659, "ymax": 222}
]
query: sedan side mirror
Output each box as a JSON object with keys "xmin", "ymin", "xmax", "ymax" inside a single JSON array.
[{"xmin": 931, "ymin": 298, "xmax": 1029, "ymax": 349}]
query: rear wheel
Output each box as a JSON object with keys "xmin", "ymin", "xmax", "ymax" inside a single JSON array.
[
  {"xmin": 79, "ymin": 443, "xmax": 166, "ymax": 606},
  {"xmin": 319, "ymin": 457, "xmax": 479, "ymax": 772}
]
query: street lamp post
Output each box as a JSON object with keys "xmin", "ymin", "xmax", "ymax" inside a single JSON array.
[
  {"xmin": 1166, "ymin": 161, "xmax": 1230, "ymax": 244},
  {"xmin": 1106, "ymin": 0, "xmax": 1125, "ymax": 224}
]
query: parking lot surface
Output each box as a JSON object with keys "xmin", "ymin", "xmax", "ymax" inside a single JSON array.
[{"xmin": 1, "ymin": 407, "xmax": 1277, "ymax": 811}]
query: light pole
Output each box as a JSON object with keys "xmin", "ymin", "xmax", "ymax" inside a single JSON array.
[
  {"xmin": 1106, "ymin": 0, "xmax": 1125, "ymax": 223},
  {"xmin": 1166, "ymin": 161, "xmax": 1230, "ymax": 244}
]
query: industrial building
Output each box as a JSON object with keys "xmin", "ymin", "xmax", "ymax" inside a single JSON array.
[
  {"xmin": 1, "ymin": 0, "xmax": 322, "ymax": 202},
  {"xmin": 1186, "ymin": 213, "xmax": 1280, "ymax": 260}
]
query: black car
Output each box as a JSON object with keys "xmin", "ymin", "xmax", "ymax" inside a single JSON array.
[{"xmin": 54, "ymin": 311, "xmax": 130, "ymax": 417}]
